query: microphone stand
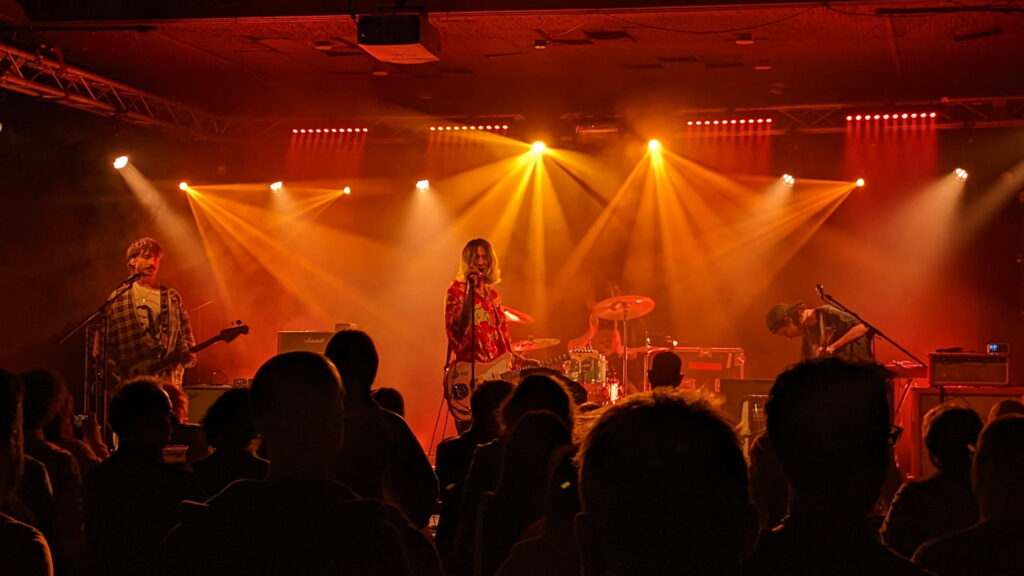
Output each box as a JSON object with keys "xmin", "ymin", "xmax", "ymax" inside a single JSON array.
[
  {"xmin": 468, "ymin": 276, "xmax": 477, "ymax": 403},
  {"xmin": 60, "ymin": 276, "xmax": 138, "ymax": 436},
  {"xmin": 816, "ymin": 287, "xmax": 928, "ymax": 414}
]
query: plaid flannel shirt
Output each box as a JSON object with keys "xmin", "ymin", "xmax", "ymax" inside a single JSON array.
[{"xmin": 107, "ymin": 285, "xmax": 196, "ymax": 386}]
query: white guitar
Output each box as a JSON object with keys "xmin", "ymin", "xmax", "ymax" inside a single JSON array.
[{"xmin": 443, "ymin": 352, "xmax": 570, "ymax": 423}]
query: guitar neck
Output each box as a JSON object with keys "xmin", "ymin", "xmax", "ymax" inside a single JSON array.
[{"xmin": 497, "ymin": 353, "xmax": 571, "ymax": 381}]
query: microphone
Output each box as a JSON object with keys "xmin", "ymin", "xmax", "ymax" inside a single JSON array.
[
  {"xmin": 121, "ymin": 272, "xmax": 143, "ymax": 286},
  {"xmin": 815, "ymin": 284, "xmax": 826, "ymax": 299}
]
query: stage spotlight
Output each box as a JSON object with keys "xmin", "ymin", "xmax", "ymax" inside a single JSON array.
[
  {"xmin": 855, "ymin": 178, "xmax": 865, "ymax": 187},
  {"xmin": 342, "ymin": 186, "xmax": 351, "ymax": 195},
  {"xmin": 648, "ymin": 139, "xmax": 661, "ymax": 152},
  {"xmin": 269, "ymin": 181, "xmax": 284, "ymax": 192},
  {"xmin": 531, "ymin": 141, "xmax": 547, "ymax": 154},
  {"xmin": 782, "ymin": 173, "xmax": 795, "ymax": 187},
  {"xmin": 113, "ymin": 155, "xmax": 129, "ymax": 170},
  {"xmin": 178, "ymin": 182, "xmax": 189, "ymax": 191},
  {"xmin": 954, "ymin": 168, "xmax": 969, "ymax": 181},
  {"xmin": 415, "ymin": 179, "xmax": 430, "ymax": 191}
]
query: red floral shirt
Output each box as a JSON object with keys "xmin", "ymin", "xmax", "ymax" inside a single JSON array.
[{"xmin": 445, "ymin": 280, "xmax": 511, "ymax": 363}]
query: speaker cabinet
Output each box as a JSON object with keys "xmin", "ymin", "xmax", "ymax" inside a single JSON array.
[
  {"xmin": 183, "ymin": 385, "xmax": 233, "ymax": 424},
  {"xmin": 277, "ymin": 331, "xmax": 333, "ymax": 354},
  {"xmin": 716, "ymin": 378, "xmax": 774, "ymax": 424},
  {"xmin": 716, "ymin": 378, "xmax": 774, "ymax": 456},
  {"xmin": 901, "ymin": 386, "xmax": 1024, "ymax": 478}
]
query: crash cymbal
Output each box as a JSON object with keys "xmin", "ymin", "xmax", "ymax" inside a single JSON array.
[
  {"xmin": 625, "ymin": 345, "xmax": 673, "ymax": 355},
  {"xmin": 512, "ymin": 338, "xmax": 561, "ymax": 352},
  {"xmin": 503, "ymin": 306, "xmax": 534, "ymax": 324},
  {"xmin": 593, "ymin": 295, "xmax": 655, "ymax": 321}
]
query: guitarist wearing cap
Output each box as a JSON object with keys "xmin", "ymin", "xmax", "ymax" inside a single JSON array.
[{"xmin": 107, "ymin": 237, "xmax": 196, "ymax": 388}]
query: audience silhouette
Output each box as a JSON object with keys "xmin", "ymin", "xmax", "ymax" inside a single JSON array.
[
  {"xmin": 324, "ymin": 330, "xmax": 438, "ymax": 528},
  {"xmin": 647, "ymin": 351, "xmax": 684, "ymax": 389},
  {"xmin": 435, "ymin": 379, "xmax": 514, "ymax": 572},
  {"xmin": 0, "ymin": 369, "xmax": 54, "ymax": 576},
  {"xmin": 165, "ymin": 351, "xmax": 438, "ymax": 576},
  {"xmin": 913, "ymin": 414, "xmax": 1024, "ymax": 576},
  {"xmin": 83, "ymin": 377, "xmax": 204, "ymax": 576},
  {"xmin": 190, "ymin": 387, "xmax": 268, "ymax": 496},
  {"xmin": 455, "ymin": 374, "xmax": 574, "ymax": 575},
  {"xmin": 576, "ymin": 389, "xmax": 757, "ymax": 576},
  {"xmin": 477, "ymin": 410, "xmax": 572, "ymax": 576},
  {"xmin": 742, "ymin": 358, "xmax": 930, "ymax": 576},
  {"xmin": 373, "ymin": 386, "xmax": 406, "ymax": 417},
  {"xmin": 881, "ymin": 403, "xmax": 981, "ymax": 558},
  {"xmin": 20, "ymin": 369, "xmax": 84, "ymax": 571}
]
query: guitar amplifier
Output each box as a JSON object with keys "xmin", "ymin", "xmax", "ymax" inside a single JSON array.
[
  {"xmin": 674, "ymin": 347, "xmax": 745, "ymax": 389},
  {"xmin": 929, "ymin": 352, "xmax": 1009, "ymax": 386},
  {"xmin": 277, "ymin": 331, "xmax": 333, "ymax": 354}
]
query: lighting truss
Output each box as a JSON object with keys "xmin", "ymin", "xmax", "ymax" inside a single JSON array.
[
  {"xmin": 684, "ymin": 97, "xmax": 1024, "ymax": 135},
  {"xmin": 0, "ymin": 41, "xmax": 280, "ymax": 140}
]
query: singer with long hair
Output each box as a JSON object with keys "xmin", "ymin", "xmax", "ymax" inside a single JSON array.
[{"xmin": 444, "ymin": 238, "xmax": 530, "ymax": 366}]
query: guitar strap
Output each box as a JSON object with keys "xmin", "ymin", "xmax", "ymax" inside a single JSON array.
[{"xmin": 157, "ymin": 286, "xmax": 171, "ymax": 357}]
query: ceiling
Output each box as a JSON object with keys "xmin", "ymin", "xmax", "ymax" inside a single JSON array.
[{"xmin": 2, "ymin": 0, "xmax": 1023, "ymax": 133}]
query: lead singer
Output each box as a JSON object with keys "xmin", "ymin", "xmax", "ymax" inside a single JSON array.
[{"xmin": 444, "ymin": 238, "xmax": 529, "ymax": 367}]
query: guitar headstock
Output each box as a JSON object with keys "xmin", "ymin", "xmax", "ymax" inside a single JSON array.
[{"xmin": 219, "ymin": 323, "xmax": 250, "ymax": 343}]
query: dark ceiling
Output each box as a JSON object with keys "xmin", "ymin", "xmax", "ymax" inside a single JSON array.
[{"xmin": 2, "ymin": 0, "xmax": 1023, "ymax": 130}]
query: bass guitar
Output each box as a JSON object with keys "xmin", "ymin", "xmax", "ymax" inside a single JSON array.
[
  {"xmin": 128, "ymin": 323, "xmax": 249, "ymax": 378},
  {"xmin": 443, "ymin": 352, "xmax": 570, "ymax": 423}
]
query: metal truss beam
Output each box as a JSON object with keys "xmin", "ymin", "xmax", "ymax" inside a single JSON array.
[
  {"xmin": 678, "ymin": 97, "xmax": 1024, "ymax": 136},
  {"xmin": 0, "ymin": 41, "xmax": 279, "ymax": 140},
  {"xmin": 3, "ymin": 40, "xmax": 1022, "ymax": 142}
]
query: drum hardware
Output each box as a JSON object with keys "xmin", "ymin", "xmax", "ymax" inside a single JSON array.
[
  {"xmin": 511, "ymin": 337, "xmax": 561, "ymax": 353},
  {"xmin": 593, "ymin": 295, "xmax": 656, "ymax": 399},
  {"xmin": 502, "ymin": 306, "xmax": 534, "ymax": 324}
]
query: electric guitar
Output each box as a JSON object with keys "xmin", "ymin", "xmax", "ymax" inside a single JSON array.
[
  {"xmin": 128, "ymin": 323, "xmax": 249, "ymax": 378},
  {"xmin": 443, "ymin": 352, "xmax": 570, "ymax": 423}
]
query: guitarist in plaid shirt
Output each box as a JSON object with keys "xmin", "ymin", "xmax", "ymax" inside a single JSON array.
[{"xmin": 107, "ymin": 238, "xmax": 197, "ymax": 388}]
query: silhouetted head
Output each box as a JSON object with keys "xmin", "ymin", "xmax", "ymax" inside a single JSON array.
[
  {"xmin": 647, "ymin": 352, "xmax": 683, "ymax": 389},
  {"xmin": 974, "ymin": 414, "xmax": 1024, "ymax": 521},
  {"xmin": 766, "ymin": 358, "xmax": 894, "ymax": 512},
  {"xmin": 987, "ymin": 399, "xmax": 1024, "ymax": 423},
  {"xmin": 371, "ymin": 387, "xmax": 405, "ymax": 417},
  {"xmin": 470, "ymin": 379, "xmax": 514, "ymax": 427},
  {"xmin": 577, "ymin": 390, "xmax": 755, "ymax": 575},
  {"xmin": 496, "ymin": 410, "xmax": 572, "ymax": 504},
  {"xmin": 922, "ymin": 402, "xmax": 982, "ymax": 474},
  {"xmin": 250, "ymin": 352, "xmax": 344, "ymax": 457},
  {"xmin": 19, "ymin": 369, "xmax": 67, "ymax": 432},
  {"xmin": 324, "ymin": 329, "xmax": 378, "ymax": 397},
  {"xmin": 201, "ymin": 388, "xmax": 258, "ymax": 451},
  {"xmin": 0, "ymin": 370, "xmax": 24, "ymax": 501},
  {"xmin": 500, "ymin": 374, "xmax": 572, "ymax": 432},
  {"xmin": 109, "ymin": 378, "xmax": 175, "ymax": 448}
]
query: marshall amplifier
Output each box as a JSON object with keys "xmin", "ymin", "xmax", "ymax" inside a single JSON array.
[
  {"xmin": 929, "ymin": 352, "xmax": 1009, "ymax": 386},
  {"xmin": 278, "ymin": 331, "xmax": 333, "ymax": 355}
]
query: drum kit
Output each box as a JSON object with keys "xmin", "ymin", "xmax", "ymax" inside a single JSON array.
[{"xmin": 506, "ymin": 294, "xmax": 661, "ymax": 406}]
